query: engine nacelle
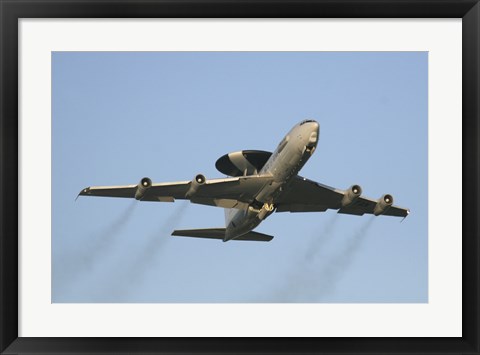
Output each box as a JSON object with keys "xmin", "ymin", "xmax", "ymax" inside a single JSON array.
[
  {"xmin": 374, "ymin": 194, "xmax": 394, "ymax": 216},
  {"xmin": 185, "ymin": 174, "xmax": 206, "ymax": 197},
  {"xmin": 135, "ymin": 177, "xmax": 152, "ymax": 200},
  {"xmin": 341, "ymin": 185, "xmax": 362, "ymax": 207}
]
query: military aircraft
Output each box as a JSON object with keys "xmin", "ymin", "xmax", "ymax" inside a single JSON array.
[{"xmin": 78, "ymin": 120, "xmax": 409, "ymax": 242}]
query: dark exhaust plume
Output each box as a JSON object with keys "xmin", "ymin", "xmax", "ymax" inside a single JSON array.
[
  {"xmin": 309, "ymin": 216, "xmax": 375, "ymax": 299},
  {"xmin": 128, "ymin": 201, "xmax": 189, "ymax": 279},
  {"xmin": 269, "ymin": 215, "xmax": 375, "ymax": 302},
  {"xmin": 259, "ymin": 213, "xmax": 338, "ymax": 302},
  {"xmin": 54, "ymin": 201, "xmax": 137, "ymax": 296},
  {"xmin": 304, "ymin": 214, "xmax": 339, "ymax": 261},
  {"xmin": 100, "ymin": 201, "xmax": 190, "ymax": 299},
  {"xmin": 80, "ymin": 200, "xmax": 137, "ymax": 267}
]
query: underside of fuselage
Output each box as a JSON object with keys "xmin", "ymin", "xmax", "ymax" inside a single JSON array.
[{"xmin": 222, "ymin": 120, "xmax": 320, "ymax": 241}]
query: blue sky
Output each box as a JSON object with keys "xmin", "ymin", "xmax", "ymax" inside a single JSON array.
[{"xmin": 52, "ymin": 52, "xmax": 428, "ymax": 303}]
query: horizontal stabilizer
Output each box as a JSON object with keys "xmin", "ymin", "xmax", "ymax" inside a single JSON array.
[{"xmin": 171, "ymin": 228, "xmax": 273, "ymax": 242}]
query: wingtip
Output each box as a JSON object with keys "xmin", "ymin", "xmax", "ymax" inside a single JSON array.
[
  {"xmin": 401, "ymin": 209, "xmax": 410, "ymax": 223},
  {"xmin": 76, "ymin": 187, "xmax": 90, "ymax": 201}
]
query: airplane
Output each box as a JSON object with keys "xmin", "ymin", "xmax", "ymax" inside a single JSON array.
[{"xmin": 78, "ymin": 119, "xmax": 409, "ymax": 242}]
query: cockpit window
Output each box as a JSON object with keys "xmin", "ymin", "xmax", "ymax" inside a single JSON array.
[{"xmin": 300, "ymin": 119, "xmax": 315, "ymax": 126}]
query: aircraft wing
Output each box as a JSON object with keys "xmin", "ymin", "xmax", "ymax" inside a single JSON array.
[
  {"xmin": 78, "ymin": 175, "xmax": 273, "ymax": 209},
  {"xmin": 275, "ymin": 176, "xmax": 409, "ymax": 218}
]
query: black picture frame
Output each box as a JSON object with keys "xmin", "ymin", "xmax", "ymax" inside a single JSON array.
[{"xmin": 1, "ymin": 1, "xmax": 478, "ymax": 354}]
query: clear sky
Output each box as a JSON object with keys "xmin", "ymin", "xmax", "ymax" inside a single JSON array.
[{"xmin": 52, "ymin": 51, "xmax": 428, "ymax": 303}]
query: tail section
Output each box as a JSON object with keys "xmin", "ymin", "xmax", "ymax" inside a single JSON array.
[
  {"xmin": 224, "ymin": 208, "xmax": 236, "ymax": 226},
  {"xmin": 171, "ymin": 228, "xmax": 273, "ymax": 242}
]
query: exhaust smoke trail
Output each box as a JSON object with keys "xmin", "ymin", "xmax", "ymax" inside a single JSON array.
[
  {"xmin": 128, "ymin": 201, "xmax": 189, "ymax": 280},
  {"xmin": 309, "ymin": 216, "xmax": 375, "ymax": 299},
  {"xmin": 264, "ymin": 213, "xmax": 339, "ymax": 302},
  {"xmin": 270, "ymin": 215, "xmax": 375, "ymax": 302},
  {"xmin": 304, "ymin": 214, "xmax": 338, "ymax": 261},
  {"xmin": 54, "ymin": 201, "xmax": 137, "ymax": 295},
  {"xmin": 80, "ymin": 200, "xmax": 137, "ymax": 267},
  {"xmin": 100, "ymin": 201, "xmax": 190, "ymax": 299}
]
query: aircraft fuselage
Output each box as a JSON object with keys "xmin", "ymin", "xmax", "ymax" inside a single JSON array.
[{"xmin": 224, "ymin": 120, "xmax": 319, "ymax": 241}]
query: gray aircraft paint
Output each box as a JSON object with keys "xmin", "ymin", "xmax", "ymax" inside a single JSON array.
[
  {"xmin": 78, "ymin": 119, "xmax": 409, "ymax": 242},
  {"xmin": 223, "ymin": 120, "xmax": 319, "ymax": 241}
]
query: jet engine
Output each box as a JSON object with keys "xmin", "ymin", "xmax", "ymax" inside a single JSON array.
[
  {"xmin": 135, "ymin": 177, "xmax": 152, "ymax": 200},
  {"xmin": 186, "ymin": 174, "xmax": 206, "ymax": 197},
  {"xmin": 341, "ymin": 185, "xmax": 362, "ymax": 207},
  {"xmin": 374, "ymin": 194, "xmax": 393, "ymax": 216}
]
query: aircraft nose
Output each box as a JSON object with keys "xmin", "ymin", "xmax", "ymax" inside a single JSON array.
[{"xmin": 308, "ymin": 122, "xmax": 319, "ymax": 144}]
